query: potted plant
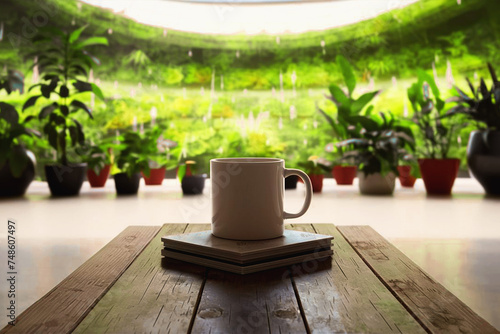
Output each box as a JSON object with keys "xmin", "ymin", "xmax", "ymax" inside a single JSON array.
[
  {"xmin": 408, "ymin": 70, "xmax": 464, "ymax": 195},
  {"xmin": 338, "ymin": 112, "xmax": 415, "ymax": 195},
  {"xmin": 177, "ymin": 160, "xmax": 206, "ymax": 195},
  {"xmin": 77, "ymin": 139, "xmax": 113, "ymax": 188},
  {"xmin": 397, "ymin": 156, "xmax": 419, "ymax": 188},
  {"xmin": 113, "ymin": 131, "xmax": 149, "ymax": 195},
  {"xmin": 22, "ymin": 26, "xmax": 108, "ymax": 196},
  {"xmin": 140, "ymin": 126, "xmax": 171, "ymax": 186},
  {"xmin": 0, "ymin": 70, "xmax": 40, "ymax": 196},
  {"xmin": 318, "ymin": 55, "xmax": 380, "ymax": 185},
  {"xmin": 447, "ymin": 63, "xmax": 500, "ymax": 195},
  {"xmin": 297, "ymin": 156, "xmax": 330, "ymax": 193}
]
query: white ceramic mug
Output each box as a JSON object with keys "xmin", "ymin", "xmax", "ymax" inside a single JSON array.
[{"xmin": 210, "ymin": 158, "xmax": 313, "ymax": 240}]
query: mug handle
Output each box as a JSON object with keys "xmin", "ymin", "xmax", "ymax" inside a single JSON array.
[{"xmin": 283, "ymin": 168, "xmax": 313, "ymax": 219}]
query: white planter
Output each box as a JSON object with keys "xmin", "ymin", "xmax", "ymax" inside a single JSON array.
[{"xmin": 358, "ymin": 172, "xmax": 396, "ymax": 195}]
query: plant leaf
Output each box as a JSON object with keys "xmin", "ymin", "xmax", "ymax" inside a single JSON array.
[
  {"xmin": 336, "ymin": 55, "xmax": 356, "ymax": 97},
  {"xmin": 70, "ymin": 100, "xmax": 93, "ymax": 119},
  {"xmin": 73, "ymin": 37, "xmax": 108, "ymax": 49},
  {"xmin": 69, "ymin": 26, "xmax": 86, "ymax": 44},
  {"xmin": 23, "ymin": 95, "xmax": 41, "ymax": 111},
  {"xmin": 0, "ymin": 102, "xmax": 19, "ymax": 124}
]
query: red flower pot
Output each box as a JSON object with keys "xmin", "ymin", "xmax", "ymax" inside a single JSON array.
[
  {"xmin": 308, "ymin": 174, "xmax": 324, "ymax": 193},
  {"xmin": 142, "ymin": 167, "xmax": 166, "ymax": 185},
  {"xmin": 87, "ymin": 165, "xmax": 111, "ymax": 188},
  {"xmin": 397, "ymin": 166, "xmax": 417, "ymax": 188},
  {"xmin": 332, "ymin": 165, "xmax": 357, "ymax": 185},
  {"xmin": 418, "ymin": 159, "xmax": 460, "ymax": 195}
]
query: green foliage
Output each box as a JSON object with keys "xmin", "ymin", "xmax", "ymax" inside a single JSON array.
[
  {"xmin": 113, "ymin": 131, "xmax": 150, "ymax": 177},
  {"xmin": 318, "ymin": 55, "xmax": 380, "ymax": 160},
  {"xmin": 0, "ymin": 69, "xmax": 40, "ymax": 177},
  {"xmin": 76, "ymin": 138, "xmax": 113, "ymax": 174},
  {"xmin": 123, "ymin": 50, "xmax": 151, "ymax": 71},
  {"xmin": 407, "ymin": 70, "xmax": 465, "ymax": 159},
  {"xmin": 22, "ymin": 26, "xmax": 108, "ymax": 166},
  {"xmin": 338, "ymin": 112, "xmax": 415, "ymax": 176},
  {"xmin": 447, "ymin": 63, "xmax": 500, "ymax": 130},
  {"xmin": 297, "ymin": 156, "xmax": 331, "ymax": 175}
]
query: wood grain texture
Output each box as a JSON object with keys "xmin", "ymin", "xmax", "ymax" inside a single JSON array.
[
  {"xmin": 338, "ymin": 225, "xmax": 500, "ymax": 334},
  {"xmin": 288, "ymin": 224, "xmax": 426, "ymax": 334},
  {"xmin": 0, "ymin": 226, "xmax": 161, "ymax": 334},
  {"xmin": 191, "ymin": 267, "xmax": 306, "ymax": 334},
  {"xmin": 74, "ymin": 224, "xmax": 209, "ymax": 334}
]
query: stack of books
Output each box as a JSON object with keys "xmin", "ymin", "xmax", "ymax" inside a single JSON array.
[{"xmin": 161, "ymin": 229, "xmax": 333, "ymax": 274}]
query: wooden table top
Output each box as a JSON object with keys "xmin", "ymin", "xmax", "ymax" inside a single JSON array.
[{"xmin": 2, "ymin": 224, "xmax": 498, "ymax": 334}]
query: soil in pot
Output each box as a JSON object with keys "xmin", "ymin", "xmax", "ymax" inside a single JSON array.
[
  {"xmin": 142, "ymin": 167, "xmax": 166, "ymax": 186},
  {"xmin": 358, "ymin": 172, "xmax": 396, "ymax": 195},
  {"xmin": 114, "ymin": 173, "xmax": 141, "ymax": 195},
  {"xmin": 285, "ymin": 175, "xmax": 299, "ymax": 189},
  {"xmin": 308, "ymin": 174, "xmax": 324, "ymax": 193},
  {"xmin": 45, "ymin": 163, "xmax": 87, "ymax": 196},
  {"xmin": 87, "ymin": 165, "xmax": 111, "ymax": 188},
  {"xmin": 468, "ymin": 130, "xmax": 500, "ymax": 195},
  {"xmin": 397, "ymin": 166, "xmax": 417, "ymax": 188},
  {"xmin": 332, "ymin": 166, "xmax": 357, "ymax": 185},
  {"xmin": 418, "ymin": 159, "xmax": 460, "ymax": 195},
  {"xmin": 0, "ymin": 154, "xmax": 35, "ymax": 197},
  {"xmin": 182, "ymin": 175, "xmax": 206, "ymax": 195}
]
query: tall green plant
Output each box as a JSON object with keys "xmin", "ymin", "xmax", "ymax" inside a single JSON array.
[
  {"xmin": 23, "ymin": 26, "xmax": 108, "ymax": 166},
  {"xmin": 407, "ymin": 70, "xmax": 464, "ymax": 159},
  {"xmin": 0, "ymin": 69, "xmax": 40, "ymax": 177},
  {"xmin": 318, "ymin": 55, "xmax": 380, "ymax": 159},
  {"xmin": 447, "ymin": 63, "xmax": 500, "ymax": 130}
]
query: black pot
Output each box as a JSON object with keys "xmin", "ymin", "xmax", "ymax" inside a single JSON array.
[
  {"xmin": 468, "ymin": 130, "xmax": 500, "ymax": 195},
  {"xmin": 182, "ymin": 175, "xmax": 205, "ymax": 195},
  {"xmin": 0, "ymin": 147, "xmax": 35, "ymax": 197},
  {"xmin": 45, "ymin": 163, "xmax": 86, "ymax": 196},
  {"xmin": 285, "ymin": 175, "xmax": 299, "ymax": 189},
  {"xmin": 114, "ymin": 172, "xmax": 141, "ymax": 195}
]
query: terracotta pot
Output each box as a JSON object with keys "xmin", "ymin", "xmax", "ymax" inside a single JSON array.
[
  {"xmin": 397, "ymin": 166, "xmax": 417, "ymax": 188},
  {"xmin": 358, "ymin": 172, "xmax": 396, "ymax": 195},
  {"xmin": 467, "ymin": 130, "xmax": 500, "ymax": 195},
  {"xmin": 142, "ymin": 167, "xmax": 166, "ymax": 185},
  {"xmin": 418, "ymin": 159, "xmax": 460, "ymax": 195},
  {"xmin": 45, "ymin": 163, "xmax": 87, "ymax": 196},
  {"xmin": 87, "ymin": 165, "xmax": 111, "ymax": 188},
  {"xmin": 308, "ymin": 174, "xmax": 324, "ymax": 193},
  {"xmin": 332, "ymin": 165, "xmax": 357, "ymax": 185}
]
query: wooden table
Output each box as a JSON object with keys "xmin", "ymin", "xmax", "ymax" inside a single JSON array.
[{"xmin": 2, "ymin": 224, "xmax": 498, "ymax": 334}]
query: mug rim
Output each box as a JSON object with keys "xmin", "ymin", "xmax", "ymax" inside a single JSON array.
[{"xmin": 211, "ymin": 157, "xmax": 284, "ymax": 164}]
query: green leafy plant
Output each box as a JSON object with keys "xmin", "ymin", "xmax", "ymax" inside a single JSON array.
[
  {"xmin": 297, "ymin": 156, "xmax": 330, "ymax": 175},
  {"xmin": 141, "ymin": 126, "xmax": 172, "ymax": 168},
  {"xmin": 407, "ymin": 70, "xmax": 464, "ymax": 159},
  {"xmin": 22, "ymin": 26, "xmax": 108, "ymax": 166},
  {"xmin": 318, "ymin": 55, "xmax": 380, "ymax": 161},
  {"xmin": 76, "ymin": 138, "xmax": 113, "ymax": 174},
  {"xmin": 338, "ymin": 112, "xmax": 415, "ymax": 176},
  {"xmin": 447, "ymin": 63, "xmax": 500, "ymax": 130},
  {"xmin": 0, "ymin": 70, "xmax": 40, "ymax": 177},
  {"xmin": 113, "ymin": 131, "xmax": 150, "ymax": 177}
]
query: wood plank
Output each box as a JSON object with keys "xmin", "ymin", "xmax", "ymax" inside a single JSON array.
[
  {"xmin": 288, "ymin": 224, "xmax": 426, "ymax": 334},
  {"xmin": 338, "ymin": 225, "xmax": 500, "ymax": 334},
  {"xmin": 74, "ymin": 223, "xmax": 209, "ymax": 334},
  {"xmin": 191, "ymin": 268, "xmax": 307, "ymax": 334},
  {"xmin": 1, "ymin": 226, "xmax": 161, "ymax": 334}
]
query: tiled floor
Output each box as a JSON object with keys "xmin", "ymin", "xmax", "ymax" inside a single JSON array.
[{"xmin": 0, "ymin": 178, "xmax": 499, "ymax": 329}]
